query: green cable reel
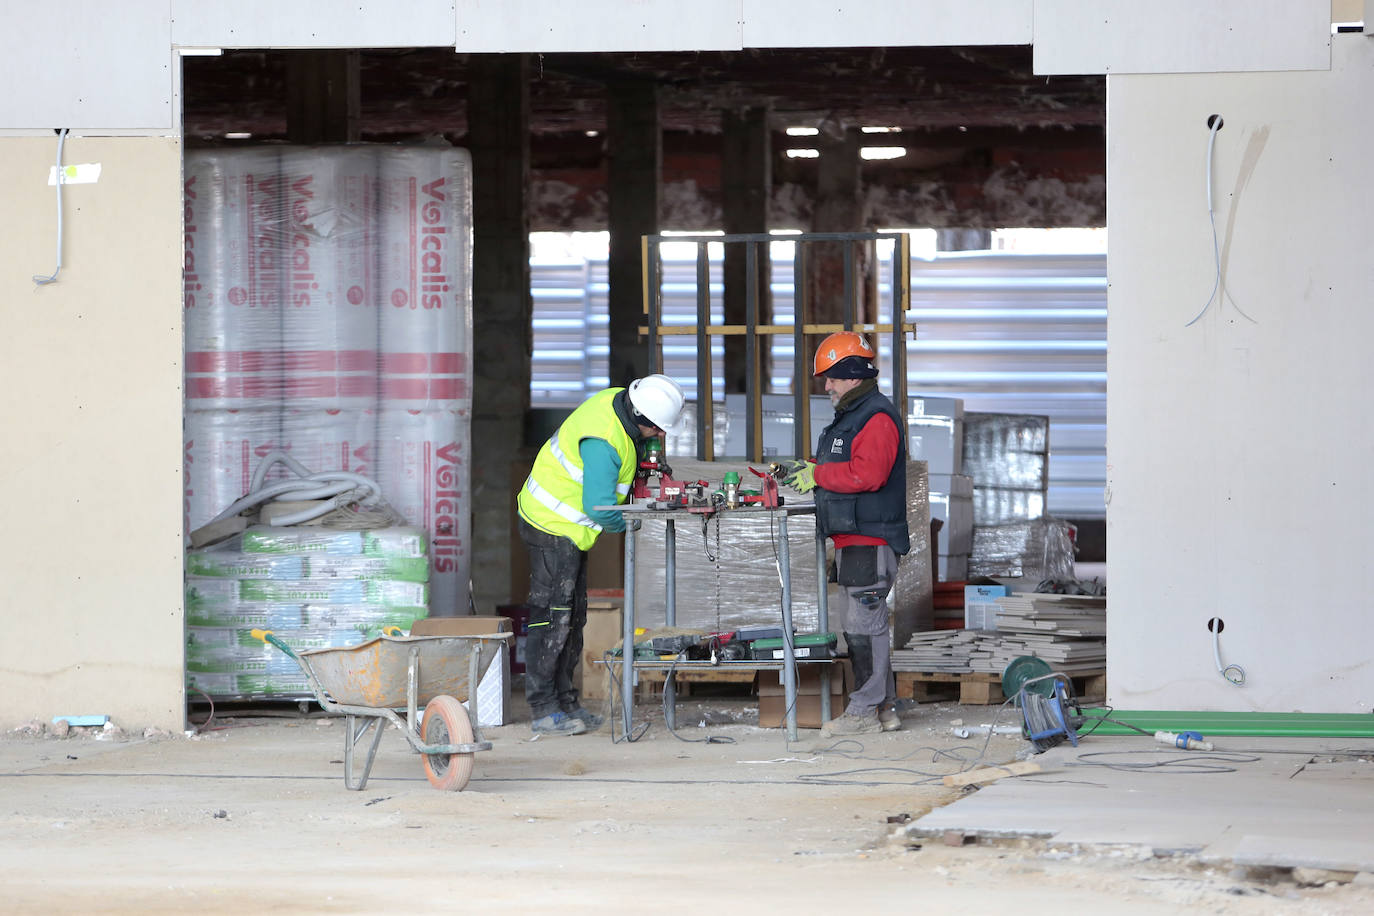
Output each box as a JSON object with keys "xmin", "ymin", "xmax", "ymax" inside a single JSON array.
[{"xmin": 1001, "ymin": 655, "xmax": 1056, "ymax": 701}]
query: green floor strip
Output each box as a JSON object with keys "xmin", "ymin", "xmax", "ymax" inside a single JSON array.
[{"xmin": 1079, "ymin": 710, "xmax": 1374, "ymax": 738}]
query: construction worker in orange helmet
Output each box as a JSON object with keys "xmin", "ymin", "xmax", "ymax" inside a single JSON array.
[{"xmin": 780, "ymin": 331, "xmax": 909, "ymax": 737}]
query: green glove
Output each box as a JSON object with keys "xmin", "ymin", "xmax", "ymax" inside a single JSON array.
[{"xmin": 781, "ymin": 459, "xmax": 816, "ymax": 494}]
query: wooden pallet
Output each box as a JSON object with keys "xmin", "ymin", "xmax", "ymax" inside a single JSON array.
[{"xmin": 894, "ymin": 670, "xmax": 1106, "ymax": 705}]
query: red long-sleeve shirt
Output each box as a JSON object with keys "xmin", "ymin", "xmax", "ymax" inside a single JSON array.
[{"xmin": 813, "ymin": 411, "xmax": 900, "ymax": 549}]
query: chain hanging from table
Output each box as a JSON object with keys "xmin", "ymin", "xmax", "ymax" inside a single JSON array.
[{"xmin": 701, "ymin": 512, "xmax": 722, "ymax": 634}]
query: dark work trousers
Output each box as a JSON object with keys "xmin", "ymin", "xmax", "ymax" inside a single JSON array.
[
  {"xmin": 837, "ymin": 544, "xmax": 898, "ymax": 715},
  {"xmin": 519, "ymin": 516, "xmax": 589, "ymax": 719}
]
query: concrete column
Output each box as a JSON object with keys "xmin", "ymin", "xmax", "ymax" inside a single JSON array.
[
  {"xmin": 722, "ymin": 107, "xmax": 772, "ymax": 394},
  {"xmin": 805, "ymin": 128, "xmax": 872, "ymax": 392},
  {"xmin": 468, "ymin": 54, "xmax": 531, "ymax": 615},
  {"xmin": 286, "ymin": 51, "xmax": 360, "ymax": 143},
  {"xmin": 607, "ymin": 82, "xmax": 661, "ymax": 387}
]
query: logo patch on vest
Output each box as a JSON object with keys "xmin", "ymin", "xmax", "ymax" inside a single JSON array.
[{"xmin": 830, "ymin": 437, "xmax": 845, "ymax": 454}]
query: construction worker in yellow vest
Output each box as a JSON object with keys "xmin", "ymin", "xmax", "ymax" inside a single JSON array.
[{"xmin": 516, "ymin": 375, "xmax": 686, "ymax": 736}]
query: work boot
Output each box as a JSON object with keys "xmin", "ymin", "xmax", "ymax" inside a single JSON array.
[
  {"xmin": 819, "ymin": 710, "xmax": 882, "ymax": 738},
  {"xmin": 531, "ymin": 711, "xmax": 587, "ymax": 737},
  {"xmin": 563, "ymin": 705, "xmax": 604, "ymax": 732},
  {"xmin": 878, "ymin": 704, "xmax": 901, "ymax": 732}
]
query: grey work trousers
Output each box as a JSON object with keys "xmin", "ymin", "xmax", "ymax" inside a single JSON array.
[{"xmin": 837, "ymin": 544, "xmax": 898, "ymax": 716}]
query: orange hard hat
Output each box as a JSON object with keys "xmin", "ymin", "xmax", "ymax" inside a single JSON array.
[{"xmin": 813, "ymin": 331, "xmax": 877, "ymax": 377}]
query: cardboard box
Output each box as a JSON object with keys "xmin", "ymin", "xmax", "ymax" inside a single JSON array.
[
  {"xmin": 964, "ymin": 584, "xmax": 1009, "ymax": 630},
  {"xmin": 409, "ymin": 616, "xmax": 513, "ymax": 727},
  {"xmin": 756, "ymin": 662, "xmax": 850, "ymax": 729},
  {"xmin": 580, "ymin": 603, "xmax": 624, "ymax": 702}
]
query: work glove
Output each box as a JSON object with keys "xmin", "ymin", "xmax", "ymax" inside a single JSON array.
[{"xmin": 778, "ymin": 458, "xmax": 816, "ymax": 494}]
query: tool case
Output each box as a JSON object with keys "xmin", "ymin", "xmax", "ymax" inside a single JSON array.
[{"xmin": 750, "ymin": 632, "xmax": 838, "ymax": 660}]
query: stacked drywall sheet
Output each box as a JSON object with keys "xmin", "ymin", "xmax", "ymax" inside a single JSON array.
[
  {"xmin": 630, "ymin": 458, "xmax": 931, "ymax": 647},
  {"xmin": 185, "ymin": 525, "xmax": 431, "ymax": 699},
  {"xmin": 892, "ymin": 592, "xmax": 1105, "ymax": 676},
  {"xmin": 183, "ymin": 145, "xmax": 473, "ymax": 616}
]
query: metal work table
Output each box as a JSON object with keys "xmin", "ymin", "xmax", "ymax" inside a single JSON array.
[{"xmin": 598, "ymin": 501, "xmax": 831, "ymax": 741}]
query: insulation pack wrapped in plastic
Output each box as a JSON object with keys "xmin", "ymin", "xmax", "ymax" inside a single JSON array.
[
  {"xmin": 968, "ymin": 517, "xmax": 1076, "ymax": 582},
  {"xmin": 962, "ymin": 413, "xmax": 1049, "ymax": 525},
  {"xmin": 630, "ymin": 458, "xmax": 822, "ymax": 632},
  {"xmin": 663, "ymin": 402, "xmax": 729, "ymax": 458},
  {"xmin": 890, "ymin": 461, "xmax": 933, "ymax": 646},
  {"xmin": 628, "ymin": 459, "xmax": 931, "ymax": 643},
  {"xmin": 183, "ymin": 144, "xmax": 473, "ymax": 617}
]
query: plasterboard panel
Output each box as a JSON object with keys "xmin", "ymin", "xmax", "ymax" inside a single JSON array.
[
  {"xmin": 1105, "ymin": 36, "xmax": 1374, "ymax": 712},
  {"xmin": 455, "ymin": 0, "xmax": 743, "ymax": 52},
  {"xmin": 1034, "ymin": 0, "xmax": 1330, "ymax": 75},
  {"xmin": 0, "ymin": 135, "xmax": 186, "ymax": 730},
  {"xmin": 743, "ymin": 0, "xmax": 1032, "ymax": 48},
  {"xmin": 172, "ymin": 0, "xmax": 457, "ymax": 48},
  {"xmin": 0, "ymin": 0, "xmax": 172, "ymax": 130}
]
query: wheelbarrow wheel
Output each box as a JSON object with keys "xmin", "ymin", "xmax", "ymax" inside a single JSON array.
[{"xmin": 420, "ymin": 695, "xmax": 475, "ymax": 791}]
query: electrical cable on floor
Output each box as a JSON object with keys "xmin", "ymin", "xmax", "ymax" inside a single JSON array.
[
  {"xmin": 187, "ymin": 685, "xmax": 215, "ymax": 734},
  {"xmin": 661, "ymin": 652, "xmax": 735, "ymax": 744},
  {"xmin": 603, "ymin": 651, "xmax": 649, "ymax": 744},
  {"xmin": 1066, "ymin": 750, "xmax": 1259, "ymax": 775},
  {"xmin": 1186, "ymin": 114, "xmax": 1257, "ymax": 328},
  {"xmin": 33, "ymin": 128, "xmax": 69, "ymax": 287}
]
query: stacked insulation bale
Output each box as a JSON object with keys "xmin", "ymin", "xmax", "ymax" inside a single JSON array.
[
  {"xmin": 962, "ymin": 413, "xmax": 1074, "ymax": 582},
  {"xmin": 185, "ymin": 526, "xmax": 430, "ymax": 699},
  {"xmin": 182, "ymin": 145, "xmax": 473, "ymax": 623}
]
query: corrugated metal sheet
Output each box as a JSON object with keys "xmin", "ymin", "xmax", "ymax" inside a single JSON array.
[{"xmin": 529, "ymin": 248, "xmax": 1106, "ymax": 519}]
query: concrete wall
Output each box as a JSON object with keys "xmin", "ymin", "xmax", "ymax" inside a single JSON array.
[
  {"xmin": 1106, "ymin": 34, "xmax": 1374, "ymax": 713},
  {"xmin": 0, "ymin": 137, "xmax": 185, "ymax": 730}
]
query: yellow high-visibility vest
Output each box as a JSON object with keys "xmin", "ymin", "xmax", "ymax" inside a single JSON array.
[{"xmin": 517, "ymin": 388, "xmax": 637, "ymax": 550}]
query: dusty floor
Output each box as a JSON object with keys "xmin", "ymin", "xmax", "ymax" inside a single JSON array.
[{"xmin": 3, "ymin": 696, "xmax": 1372, "ymax": 914}]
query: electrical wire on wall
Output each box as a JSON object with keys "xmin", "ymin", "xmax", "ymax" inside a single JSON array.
[
  {"xmin": 1186, "ymin": 115, "xmax": 1258, "ymax": 328},
  {"xmin": 33, "ymin": 128, "xmax": 70, "ymax": 287},
  {"xmin": 1208, "ymin": 617, "xmax": 1247, "ymax": 686}
]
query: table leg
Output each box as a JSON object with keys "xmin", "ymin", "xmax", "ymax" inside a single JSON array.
[
  {"xmin": 779, "ymin": 512, "xmax": 797, "ymax": 741},
  {"xmin": 621, "ymin": 518, "xmax": 639, "ymax": 736},
  {"xmin": 817, "ymin": 526, "xmax": 831, "ymax": 724},
  {"xmin": 664, "ymin": 517, "xmax": 676, "ymax": 730}
]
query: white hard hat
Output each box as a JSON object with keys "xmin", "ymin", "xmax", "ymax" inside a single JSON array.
[{"xmin": 626, "ymin": 374, "xmax": 686, "ymax": 431}]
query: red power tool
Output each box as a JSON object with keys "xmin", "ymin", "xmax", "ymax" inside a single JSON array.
[{"xmin": 742, "ymin": 466, "xmax": 783, "ymax": 508}]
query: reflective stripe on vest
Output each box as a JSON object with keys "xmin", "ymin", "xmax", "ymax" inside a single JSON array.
[
  {"xmin": 524, "ymin": 477, "xmax": 601, "ymax": 532},
  {"xmin": 548, "ymin": 431, "xmax": 583, "ymax": 483}
]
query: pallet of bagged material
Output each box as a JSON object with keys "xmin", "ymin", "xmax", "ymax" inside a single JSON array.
[{"xmin": 895, "ymin": 669, "xmax": 1105, "ymax": 705}]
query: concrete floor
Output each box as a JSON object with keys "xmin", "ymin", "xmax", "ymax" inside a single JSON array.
[
  {"xmin": 910, "ymin": 733, "xmax": 1374, "ymax": 873},
  {"xmin": 4, "ymin": 696, "xmax": 1373, "ymax": 913}
]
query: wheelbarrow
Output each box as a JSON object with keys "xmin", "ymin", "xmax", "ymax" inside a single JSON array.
[{"xmin": 253, "ymin": 628, "xmax": 511, "ymax": 791}]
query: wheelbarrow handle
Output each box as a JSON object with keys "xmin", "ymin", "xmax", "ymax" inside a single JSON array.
[{"xmin": 250, "ymin": 628, "xmax": 298, "ymax": 660}]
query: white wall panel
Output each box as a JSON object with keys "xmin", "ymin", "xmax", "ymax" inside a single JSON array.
[
  {"xmin": 172, "ymin": 0, "xmax": 457, "ymax": 48},
  {"xmin": 0, "ymin": 0, "xmax": 172, "ymax": 130},
  {"xmin": 743, "ymin": 0, "xmax": 1031, "ymax": 48},
  {"xmin": 1034, "ymin": 0, "xmax": 1330, "ymax": 75},
  {"xmin": 0, "ymin": 136, "xmax": 185, "ymax": 730},
  {"xmin": 455, "ymin": 0, "xmax": 743, "ymax": 52},
  {"xmin": 1106, "ymin": 36, "xmax": 1374, "ymax": 713}
]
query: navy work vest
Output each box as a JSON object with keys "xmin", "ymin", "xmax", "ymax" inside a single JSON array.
[{"xmin": 813, "ymin": 386, "xmax": 911, "ymax": 556}]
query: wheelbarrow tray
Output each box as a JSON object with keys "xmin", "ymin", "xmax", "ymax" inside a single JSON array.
[{"xmin": 298, "ymin": 633, "xmax": 507, "ymax": 709}]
